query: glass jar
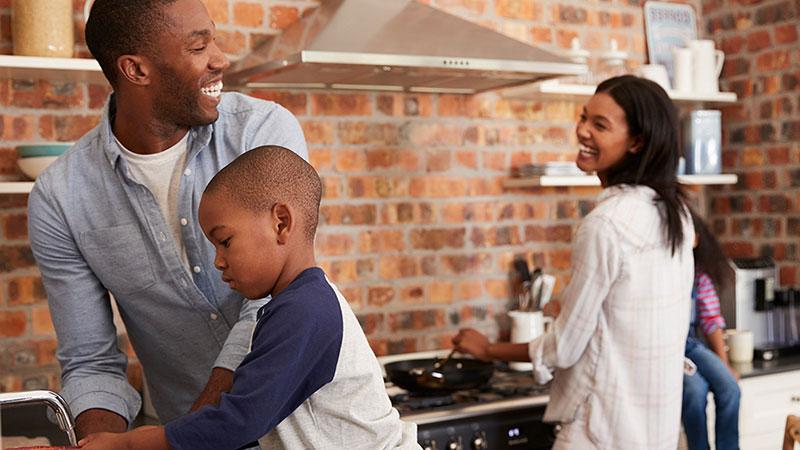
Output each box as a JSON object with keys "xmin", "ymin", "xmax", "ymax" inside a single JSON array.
[
  {"xmin": 596, "ymin": 39, "xmax": 628, "ymax": 84},
  {"xmin": 12, "ymin": 0, "xmax": 74, "ymax": 57}
]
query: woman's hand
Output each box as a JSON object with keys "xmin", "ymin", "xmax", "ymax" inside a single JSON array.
[
  {"xmin": 79, "ymin": 426, "xmax": 167, "ymax": 450},
  {"xmin": 542, "ymin": 299, "xmax": 561, "ymax": 318},
  {"xmin": 452, "ymin": 328, "xmax": 491, "ymax": 361}
]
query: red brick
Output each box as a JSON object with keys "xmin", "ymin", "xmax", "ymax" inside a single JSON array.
[
  {"xmin": 0, "ymin": 245, "xmax": 36, "ymax": 272},
  {"xmin": 233, "ymin": 2, "xmax": 264, "ymax": 27},
  {"xmin": 301, "ymin": 121, "xmax": 335, "ymax": 145},
  {"xmin": 359, "ymin": 230, "xmax": 405, "ymax": 253},
  {"xmin": 379, "ymin": 255, "xmax": 419, "ymax": 279},
  {"xmin": 335, "ymin": 149, "xmax": 367, "ymax": 172},
  {"xmin": 269, "ymin": 5, "xmax": 299, "ymax": 30},
  {"xmin": 721, "ymin": 35, "xmax": 746, "ymax": 55},
  {"xmin": 409, "ymin": 176, "xmax": 468, "ymax": 197},
  {"xmin": 757, "ymin": 50, "xmax": 791, "ymax": 71},
  {"xmin": 337, "ymin": 122, "xmax": 399, "ymax": 145},
  {"xmin": 436, "ymin": 0, "xmax": 487, "ymax": 15},
  {"xmin": 1, "ymin": 115, "xmax": 36, "ymax": 140},
  {"xmin": 746, "ymin": 30, "xmax": 772, "ymax": 52},
  {"xmin": 31, "ymin": 306, "xmax": 54, "ymax": 336},
  {"xmin": 319, "ymin": 204, "xmax": 376, "ymax": 225},
  {"xmin": 215, "ymin": 29, "xmax": 246, "ymax": 54},
  {"xmin": 780, "ymin": 266, "xmax": 797, "ymax": 285},
  {"xmin": 376, "ymin": 94, "xmax": 433, "ymax": 117},
  {"xmin": 321, "ymin": 176, "xmax": 341, "ymax": 199},
  {"xmin": 388, "ymin": 309, "xmax": 446, "ymax": 332},
  {"xmin": 397, "ymin": 285, "xmax": 424, "ymax": 304},
  {"xmin": 340, "ymin": 286, "xmax": 364, "ymax": 310},
  {"xmin": 308, "ymin": 148, "xmax": 332, "ymax": 171},
  {"xmin": 775, "ymin": 24, "xmax": 798, "ymax": 44},
  {"xmin": 348, "ymin": 176, "xmax": 407, "ymax": 198},
  {"xmin": 358, "ymin": 312, "xmax": 384, "ymax": 335},
  {"xmin": 457, "ymin": 279, "xmax": 483, "ymax": 300},
  {"xmin": 768, "ymin": 147, "xmax": 790, "ymax": 164},
  {"xmin": 2, "ymin": 212, "xmax": 27, "ymax": 240},
  {"xmin": 8, "ymin": 276, "xmax": 47, "ymax": 306},
  {"xmin": 484, "ymin": 279, "xmax": 509, "ymax": 300},
  {"xmin": 380, "ymin": 202, "xmax": 435, "ymax": 225},
  {"xmin": 367, "ymin": 287, "xmax": 394, "ymax": 307},
  {"xmin": 428, "ymin": 281, "xmax": 454, "ymax": 304},
  {"xmin": 426, "ymin": 150, "xmax": 451, "ymax": 172},
  {"xmin": 438, "ymin": 95, "xmax": 478, "ymax": 117},
  {"xmin": 204, "ymin": 0, "xmax": 229, "ymax": 23},
  {"xmin": 315, "ymin": 233, "xmax": 353, "ymax": 256},
  {"xmin": 405, "ymin": 123, "xmax": 463, "ymax": 147},
  {"xmin": 410, "ymin": 228, "xmax": 465, "ymax": 250},
  {"xmin": 471, "ymin": 226, "xmax": 521, "ymax": 247},
  {"xmin": 312, "ymin": 94, "xmax": 371, "ymax": 116},
  {"xmin": 494, "ymin": 0, "xmax": 539, "ymax": 19},
  {"xmin": 35, "ymin": 338, "xmax": 57, "ymax": 365},
  {"xmin": 365, "ymin": 148, "xmax": 420, "ymax": 171},
  {"xmin": 467, "ymin": 177, "xmax": 503, "ymax": 196},
  {"xmin": 0, "ymin": 310, "xmax": 27, "ymax": 337},
  {"xmin": 440, "ymin": 253, "xmax": 491, "ymax": 275},
  {"xmin": 88, "ymin": 83, "xmax": 111, "ymax": 109},
  {"xmin": 39, "ymin": 114, "xmax": 99, "ymax": 141},
  {"xmin": 248, "ymin": 90, "xmax": 307, "ymax": 116},
  {"xmin": 454, "ymin": 150, "xmax": 478, "ymax": 169},
  {"xmin": 319, "ymin": 259, "xmax": 358, "ymax": 283}
]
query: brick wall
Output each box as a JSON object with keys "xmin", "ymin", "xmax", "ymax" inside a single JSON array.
[
  {"xmin": 703, "ymin": 0, "xmax": 800, "ymax": 286},
  {"xmin": 1, "ymin": 0, "xmax": 769, "ymax": 396}
]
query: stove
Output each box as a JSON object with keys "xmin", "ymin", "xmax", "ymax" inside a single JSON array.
[{"xmin": 381, "ymin": 352, "xmax": 556, "ymax": 450}]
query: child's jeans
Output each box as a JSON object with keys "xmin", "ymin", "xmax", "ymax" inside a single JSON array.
[{"xmin": 682, "ymin": 337, "xmax": 741, "ymax": 450}]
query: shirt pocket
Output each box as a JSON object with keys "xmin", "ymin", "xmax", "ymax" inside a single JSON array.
[{"xmin": 80, "ymin": 224, "xmax": 156, "ymax": 295}]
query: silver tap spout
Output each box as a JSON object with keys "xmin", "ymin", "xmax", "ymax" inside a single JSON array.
[{"xmin": 0, "ymin": 390, "xmax": 77, "ymax": 446}]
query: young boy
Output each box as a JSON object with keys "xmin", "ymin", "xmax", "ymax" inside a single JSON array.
[{"xmin": 79, "ymin": 146, "xmax": 420, "ymax": 449}]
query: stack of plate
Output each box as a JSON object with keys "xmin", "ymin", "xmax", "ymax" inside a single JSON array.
[
  {"xmin": 16, "ymin": 143, "xmax": 72, "ymax": 180},
  {"xmin": 513, "ymin": 161, "xmax": 585, "ymax": 178}
]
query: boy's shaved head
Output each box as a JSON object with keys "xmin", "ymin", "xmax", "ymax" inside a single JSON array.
[{"xmin": 205, "ymin": 146, "xmax": 321, "ymax": 241}]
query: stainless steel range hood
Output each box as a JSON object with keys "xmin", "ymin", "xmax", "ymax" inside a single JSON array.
[{"xmin": 224, "ymin": 0, "xmax": 587, "ymax": 94}]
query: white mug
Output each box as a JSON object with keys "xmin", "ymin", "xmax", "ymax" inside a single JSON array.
[
  {"xmin": 508, "ymin": 311, "xmax": 553, "ymax": 371},
  {"xmin": 672, "ymin": 47, "xmax": 693, "ymax": 92},
  {"xmin": 636, "ymin": 64, "xmax": 672, "ymax": 91},
  {"xmin": 725, "ymin": 329, "xmax": 754, "ymax": 363},
  {"xmin": 689, "ymin": 39, "xmax": 725, "ymax": 93}
]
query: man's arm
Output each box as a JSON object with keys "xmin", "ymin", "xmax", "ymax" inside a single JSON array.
[
  {"xmin": 28, "ymin": 181, "xmax": 141, "ymax": 435},
  {"xmin": 76, "ymin": 409, "xmax": 128, "ymax": 437}
]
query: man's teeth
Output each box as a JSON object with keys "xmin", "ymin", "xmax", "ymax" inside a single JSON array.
[{"xmin": 201, "ymin": 81, "xmax": 223, "ymax": 98}]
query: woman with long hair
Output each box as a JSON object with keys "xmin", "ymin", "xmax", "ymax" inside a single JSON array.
[{"xmin": 453, "ymin": 75, "xmax": 695, "ymax": 449}]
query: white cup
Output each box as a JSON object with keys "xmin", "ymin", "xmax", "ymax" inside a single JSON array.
[
  {"xmin": 672, "ymin": 47, "xmax": 693, "ymax": 92},
  {"xmin": 636, "ymin": 64, "xmax": 672, "ymax": 91},
  {"xmin": 689, "ymin": 39, "xmax": 725, "ymax": 93},
  {"xmin": 725, "ymin": 329, "xmax": 754, "ymax": 363},
  {"xmin": 508, "ymin": 311, "xmax": 553, "ymax": 371}
]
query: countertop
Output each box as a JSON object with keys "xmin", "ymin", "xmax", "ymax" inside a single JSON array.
[{"xmin": 733, "ymin": 354, "xmax": 800, "ymax": 379}]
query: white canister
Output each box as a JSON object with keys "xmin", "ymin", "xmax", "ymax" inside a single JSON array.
[
  {"xmin": 725, "ymin": 329, "xmax": 754, "ymax": 363},
  {"xmin": 689, "ymin": 39, "xmax": 725, "ymax": 94},
  {"xmin": 508, "ymin": 311, "xmax": 553, "ymax": 371},
  {"xmin": 683, "ymin": 110, "xmax": 722, "ymax": 175},
  {"xmin": 672, "ymin": 47, "xmax": 694, "ymax": 93}
]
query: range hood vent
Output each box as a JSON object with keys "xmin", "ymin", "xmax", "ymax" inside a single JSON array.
[{"xmin": 224, "ymin": 0, "xmax": 586, "ymax": 94}]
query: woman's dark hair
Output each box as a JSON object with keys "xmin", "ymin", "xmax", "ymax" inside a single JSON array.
[
  {"xmin": 595, "ymin": 75, "xmax": 688, "ymax": 255},
  {"xmin": 691, "ymin": 210, "xmax": 729, "ymax": 286}
]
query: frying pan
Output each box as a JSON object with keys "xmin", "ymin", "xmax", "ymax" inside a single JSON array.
[{"xmin": 385, "ymin": 357, "xmax": 494, "ymax": 394}]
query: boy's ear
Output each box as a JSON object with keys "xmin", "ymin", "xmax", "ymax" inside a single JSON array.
[
  {"xmin": 117, "ymin": 54, "xmax": 151, "ymax": 86},
  {"xmin": 272, "ymin": 203, "xmax": 293, "ymax": 244}
]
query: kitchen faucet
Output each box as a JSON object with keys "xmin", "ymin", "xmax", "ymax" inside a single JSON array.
[{"xmin": 0, "ymin": 390, "xmax": 77, "ymax": 446}]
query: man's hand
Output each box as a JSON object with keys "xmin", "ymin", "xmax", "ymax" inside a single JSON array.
[
  {"xmin": 79, "ymin": 425, "xmax": 168, "ymax": 450},
  {"xmin": 75, "ymin": 408, "xmax": 127, "ymax": 440},
  {"xmin": 189, "ymin": 367, "xmax": 234, "ymax": 412}
]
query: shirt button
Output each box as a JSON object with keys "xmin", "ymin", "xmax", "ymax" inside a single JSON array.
[
  {"xmin": 193, "ymin": 266, "xmax": 201, "ymax": 273},
  {"xmin": 180, "ymin": 218, "xmax": 188, "ymax": 226},
  {"xmin": 159, "ymin": 232, "xmax": 166, "ymax": 242},
  {"xmin": 210, "ymin": 313, "xmax": 219, "ymax": 320},
  {"xmin": 180, "ymin": 279, "xmax": 188, "ymax": 288},
  {"xmin": 184, "ymin": 168, "xmax": 192, "ymax": 176}
]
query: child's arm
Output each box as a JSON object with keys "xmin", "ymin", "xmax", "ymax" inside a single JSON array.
[{"xmin": 79, "ymin": 425, "xmax": 169, "ymax": 450}]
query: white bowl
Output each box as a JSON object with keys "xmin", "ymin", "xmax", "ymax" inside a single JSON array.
[{"xmin": 17, "ymin": 156, "xmax": 58, "ymax": 180}]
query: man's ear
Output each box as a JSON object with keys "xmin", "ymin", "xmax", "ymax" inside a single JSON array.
[
  {"xmin": 117, "ymin": 54, "xmax": 151, "ymax": 86},
  {"xmin": 272, "ymin": 203, "xmax": 293, "ymax": 245}
]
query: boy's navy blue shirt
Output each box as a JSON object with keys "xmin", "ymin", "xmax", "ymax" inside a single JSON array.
[{"xmin": 165, "ymin": 267, "xmax": 342, "ymax": 448}]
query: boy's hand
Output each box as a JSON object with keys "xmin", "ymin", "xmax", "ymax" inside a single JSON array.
[
  {"xmin": 190, "ymin": 367, "xmax": 234, "ymax": 412},
  {"xmin": 79, "ymin": 426, "xmax": 169, "ymax": 450},
  {"xmin": 452, "ymin": 328, "xmax": 491, "ymax": 361},
  {"xmin": 726, "ymin": 364, "xmax": 740, "ymax": 381},
  {"xmin": 79, "ymin": 431, "xmax": 130, "ymax": 449}
]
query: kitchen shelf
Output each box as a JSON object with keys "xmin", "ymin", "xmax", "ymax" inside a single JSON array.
[
  {"xmin": 0, "ymin": 55, "xmax": 105, "ymax": 83},
  {"xmin": 0, "ymin": 182, "xmax": 34, "ymax": 194},
  {"xmin": 502, "ymin": 79, "xmax": 738, "ymax": 104},
  {"xmin": 504, "ymin": 173, "xmax": 738, "ymax": 188}
]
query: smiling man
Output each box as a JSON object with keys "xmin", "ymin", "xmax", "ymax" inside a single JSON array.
[{"xmin": 27, "ymin": 0, "xmax": 307, "ymax": 439}]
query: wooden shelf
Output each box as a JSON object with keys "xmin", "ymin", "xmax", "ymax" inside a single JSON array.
[
  {"xmin": 504, "ymin": 173, "xmax": 738, "ymax": 188},
  {"xmin": 502, "ymin": 79, "xmax": 738, "ymax": 104},
  {"xmin": 0, "ymin": 182, "xmax": 34, "ymax": 194},
  {"xmin": 0, "ymin": 55, "xmax": 105, "ymax": 83}
]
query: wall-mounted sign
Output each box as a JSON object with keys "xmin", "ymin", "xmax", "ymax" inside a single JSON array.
[{"xmin": 644, "ymin": 1, "xmax": 698, "ymax": 80}]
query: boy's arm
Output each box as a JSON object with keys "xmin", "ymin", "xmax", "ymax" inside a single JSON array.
[
  {"xmin": 706, "ymin": 328, "xmax": 729, "ymax": 364},
  {"xmin": 79, "ymin": 425, "xmax": 169, "ymax": 450}
]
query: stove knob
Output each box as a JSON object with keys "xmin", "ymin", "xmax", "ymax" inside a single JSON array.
[
  {"xmin": 446, "ymin": 437, "xmax": 462, "ymax": 450},
  {"xmin": 421, "ymin": 439, "xmax": 438, "ymax": 450},
  {"xmin": 471, "ymin": 431, "xmax": 488, "ymax": 450}
]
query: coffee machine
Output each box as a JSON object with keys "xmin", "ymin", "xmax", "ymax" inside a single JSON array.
[{"xmin": 718, "ymin": 257, "xmax": 794, "ymax": 360}]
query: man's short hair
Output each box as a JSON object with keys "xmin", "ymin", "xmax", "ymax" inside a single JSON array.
[
  {"xmin": 85, "ymin": 0, "xmax": 178, "ymax": 86},
  {"xmin": 205, "ymin": 146, "xmax": 322, "ymax": 242}
]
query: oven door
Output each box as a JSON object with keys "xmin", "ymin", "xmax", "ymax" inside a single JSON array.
[{"xmin": 415, "ymin": 404, "xmax": 556, "ymax": 450}]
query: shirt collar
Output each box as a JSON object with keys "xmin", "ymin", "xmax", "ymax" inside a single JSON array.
[{"xmin": 99, "ymin": 94, "xmax": 215, "ymax": 169}]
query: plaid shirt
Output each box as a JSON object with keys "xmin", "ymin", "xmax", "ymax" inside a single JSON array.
[{"xmin": 528, "ymin": 185, "xmax": 695, "ymax": 449}]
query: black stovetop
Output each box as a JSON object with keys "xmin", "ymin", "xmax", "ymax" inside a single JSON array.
[{"xmin": 389, "ymin": 368, "xmax": 550, "ymax": 416}]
